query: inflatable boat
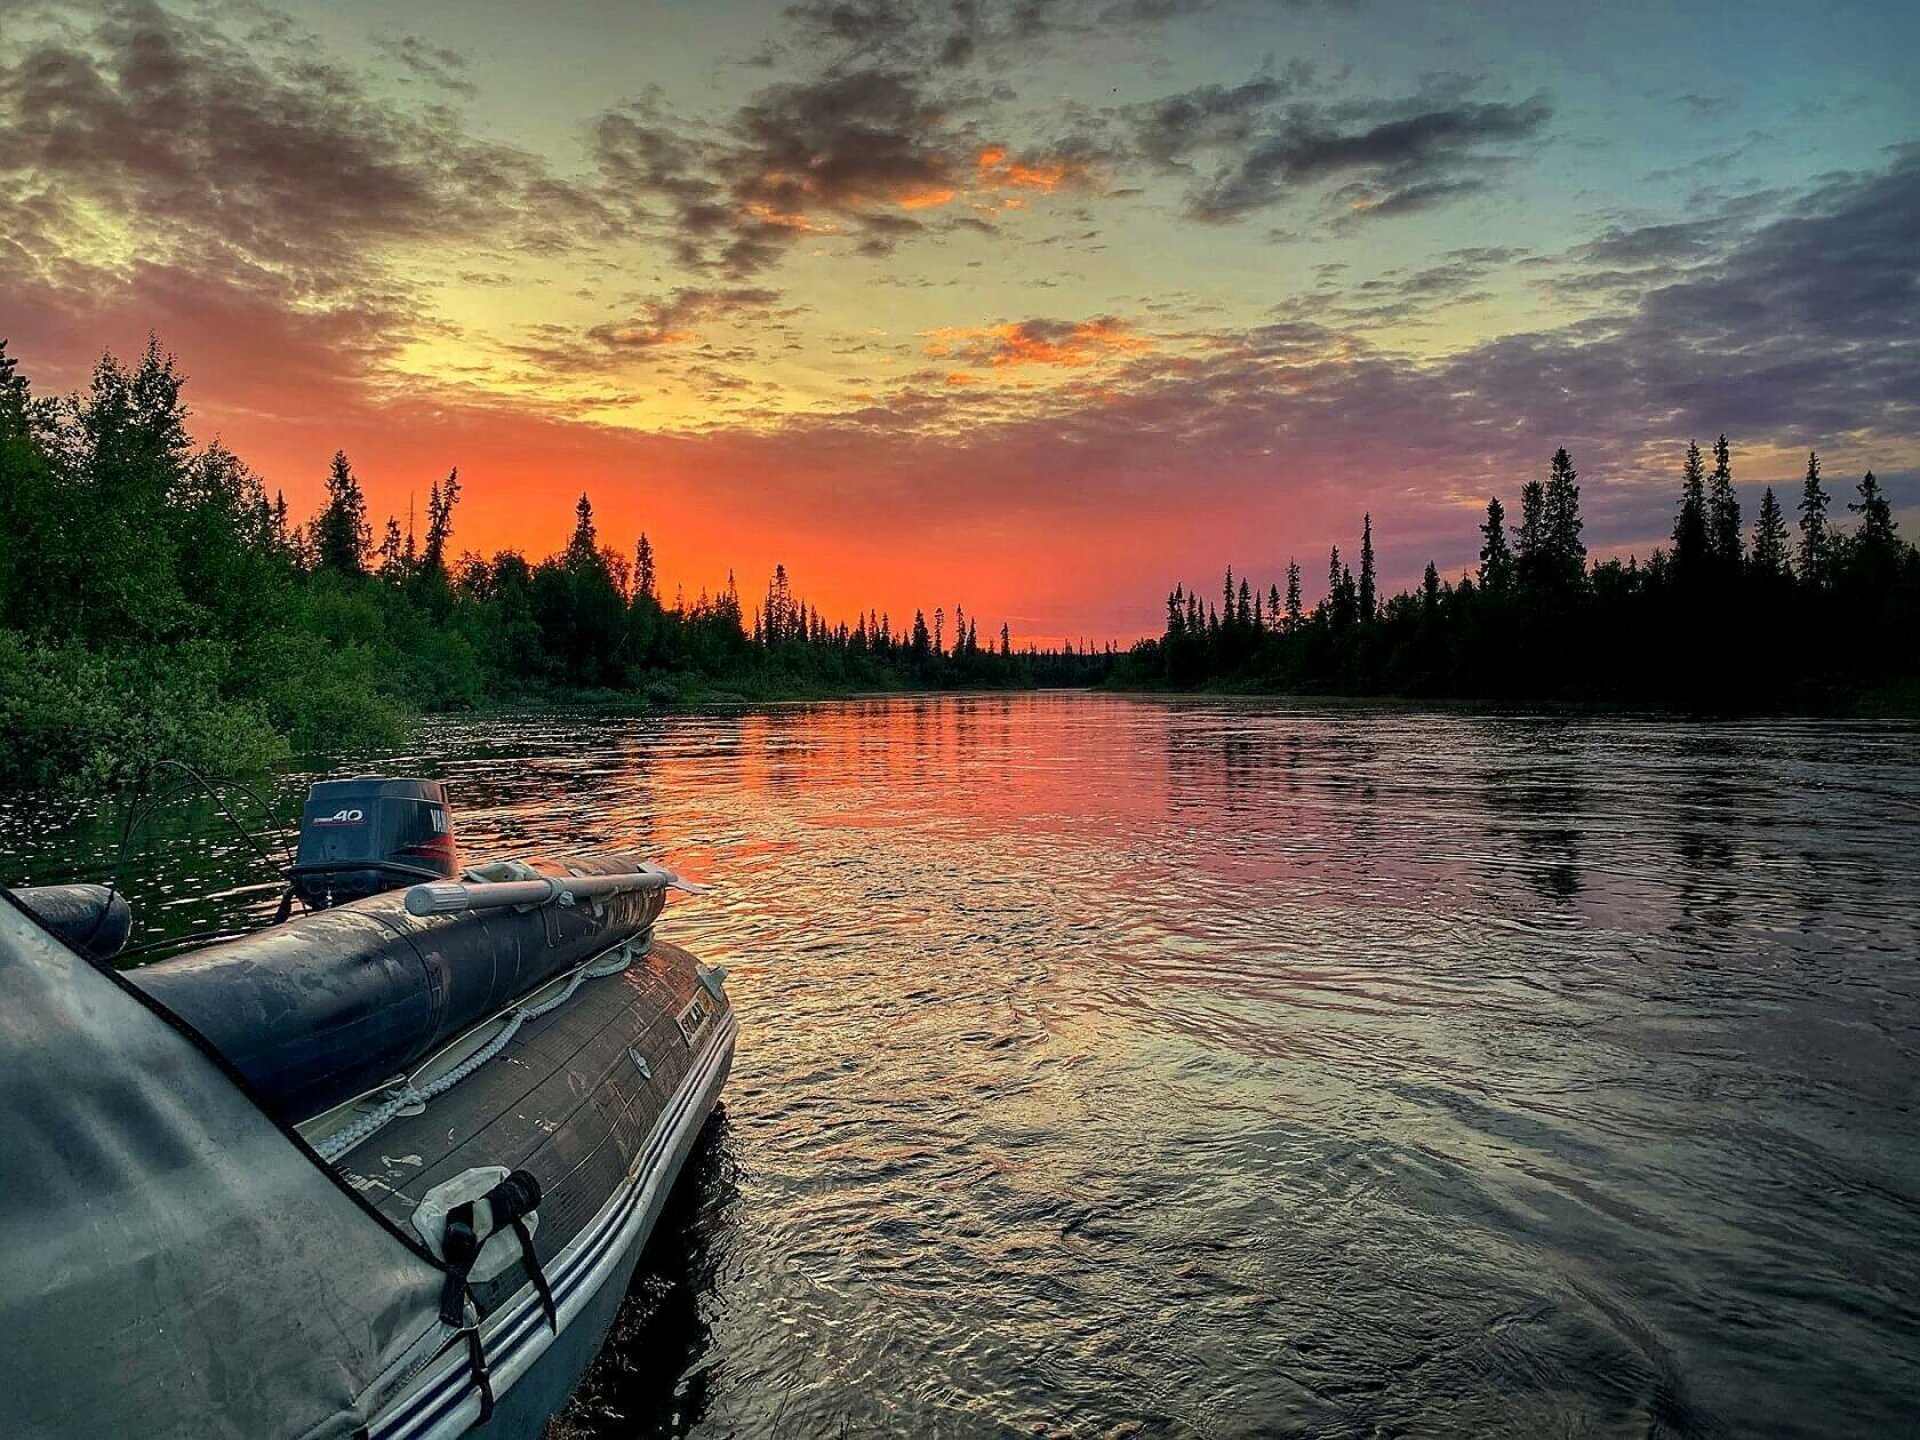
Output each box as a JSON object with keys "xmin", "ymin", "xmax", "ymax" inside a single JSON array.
[{"xmin": 0, "ymin": 777, "xmax": 735, "ymax": 1440}]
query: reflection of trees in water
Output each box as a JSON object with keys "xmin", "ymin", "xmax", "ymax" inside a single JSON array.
[
  {"xmin": 554, "ymin": 1109, "xmax": 742, "ymax": 1439},
  {"xmin": 1665, "ymin": 730, "xmax": 1758, "ymax": 938},
  {"xmin": 1477, "ymin": 719, "xmax": 1586, "ymax": 901},
  {"xmin": 1161, "ymin": 710, "xmax": 1377, "ymax": 818}
]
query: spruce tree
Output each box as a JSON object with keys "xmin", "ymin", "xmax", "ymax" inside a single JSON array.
[
  {"xmin": 1514, "ymin": 480, "xmax": 1546, "ymax": 591},
  {"xmin": 422, "ymin": 468, "xmax": 461, "ymax": 576},
  {"xmin": 1358, "ymin": 514, "xmax": 1377, "ymax": 622},
  {"xmin": 1673, "ymin": 440, "xmax": 1708, "ymax": 580},
  {"xmin": 635, "ymin": 533, "xmax": 656, "ymax": 599},
  {"xmin": 1284, "ymin": 560, "xmax": 1302, "ymax": 631},
  {"xmin": 1478, "ymin": 496, "xmax": 1512, "ymax": 594},
  {"xmin": 1751, "ymin": 486, "xmax": 1790, "ymax": 580},
  {"xmin": 313, "ymin": 450, "xmax": 370, "ymax": 576},
  {"xmin": 565, "ymin": 493, "xmax": 600, "ymax": 570},
  {"xmin": 1849, "ymin": 470, "xmax": 1897, "ymax": 551},
  {"xmin": 377, "ymin": 515, "xmax": 405, "ymax": 578},
  {"xmin": 1326, "ymin": 546, "xmax": 1342, "ymax": 621},
  {"xmin": 1708, "ymin": 434, "xmax": 1741, "ymax": 572},
  {"xmin": 1797, "ymin": 451, "xmax": 1829, "ymax": 585},
  {"xmin": 1543, "ymin": 448, "xmax": 1586, "ymax": 589},
  {"xmin": 1422, "ymin": 561, "xmax": 1441, "ymax": 615}
]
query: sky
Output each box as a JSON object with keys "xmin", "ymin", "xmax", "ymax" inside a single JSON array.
[{"xmin": 2, "ymin": 0, "xmax": 1915, "ymax": 643}]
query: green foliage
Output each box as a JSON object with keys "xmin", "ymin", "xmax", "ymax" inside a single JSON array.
[{"xmin": 0, "ymin": 339, "xmax": 1107, "ymax": 791}]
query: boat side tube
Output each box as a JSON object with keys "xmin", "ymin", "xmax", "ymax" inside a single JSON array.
[{"xmin": 128, "ymin": 851, "xmax": 669, "ymax": 1124}]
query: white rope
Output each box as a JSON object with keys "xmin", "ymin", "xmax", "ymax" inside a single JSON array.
[{"xmin": 314, "ymin": 943, "xmax": 638, "ymax": 1162}]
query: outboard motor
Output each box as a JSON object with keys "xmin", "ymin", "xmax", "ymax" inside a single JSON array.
[{"xmin": 290, "ymin": 777, "xmax": 459, "ymax": 909}]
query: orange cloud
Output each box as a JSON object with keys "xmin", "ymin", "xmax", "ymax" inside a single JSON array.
[
  {"xmin": 927, "ymin": 317, "xmax": 1152, "ymax": 371},
  {"xmin": 976, "ymin": 145, "xmax": 1078, "ymax": 194}
]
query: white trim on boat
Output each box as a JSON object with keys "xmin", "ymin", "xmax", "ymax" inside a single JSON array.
[{"xmin": 367, "ymin": 1012, "xmax": 737, "ymax": 1440}]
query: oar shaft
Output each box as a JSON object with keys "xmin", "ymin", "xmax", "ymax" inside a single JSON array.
[{"xmin": 405, "ymin": 868, "xmax": 682, "ymax": 917}]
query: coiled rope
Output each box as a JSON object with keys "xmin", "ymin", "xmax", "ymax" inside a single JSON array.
[{"xmin": 313, "ymin": 942, "xmax": 640, "ymax": 1162}]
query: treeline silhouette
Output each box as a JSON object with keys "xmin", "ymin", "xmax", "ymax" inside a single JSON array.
[
  {"xmin": 0, "ymin": 340, "xmax": 1108, "ymax": 789},
  {"xmin": 1115, "ymin": 439, "xmax": 1920, "ymax": 707}
]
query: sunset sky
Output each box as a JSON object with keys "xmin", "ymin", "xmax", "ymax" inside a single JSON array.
[{"xmin": 3, "ymin": 0, "xmax": 1915, "ymax": 643}]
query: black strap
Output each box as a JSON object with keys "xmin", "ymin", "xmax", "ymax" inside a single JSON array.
[
  {"xmin": 465, "ymin": 1326, "xmax": 495, "ymax": 1424},
  {"xmin": 511, "ymin": 1215, "xmax": 558, "ymax": 1333},
  {"xmin": 439, "ymin": 1202, "xmax": 480, "ymax": 1327}
]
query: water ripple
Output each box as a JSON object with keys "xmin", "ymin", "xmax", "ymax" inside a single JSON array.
[{"xmin": 4, "ymin": 695, "xmax": 1918, "ymax": 1437}]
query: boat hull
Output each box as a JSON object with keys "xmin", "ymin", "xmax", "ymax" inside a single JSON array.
[{"xmin": 336, "ymin": 937, "xmax": 736, "ymax": 1440}]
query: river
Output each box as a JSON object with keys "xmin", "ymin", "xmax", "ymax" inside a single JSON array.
[{"xmin": 3, "ymin": 695, "xmax": 1917, "ymax": 1437}]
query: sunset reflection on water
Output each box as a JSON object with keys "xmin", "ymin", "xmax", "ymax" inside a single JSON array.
[{"xmin": 3, "ymin": 694, "xmax": 1917, "ymax": 1438}]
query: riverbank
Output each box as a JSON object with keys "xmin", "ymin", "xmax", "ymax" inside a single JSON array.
[
  {"xmin": 1103, "ymin": 673, "xmax": 1920, "ymax": 719},
  {"xmin": 0, "ymin": 340, "xmax": 1110, "ymax": 794}
]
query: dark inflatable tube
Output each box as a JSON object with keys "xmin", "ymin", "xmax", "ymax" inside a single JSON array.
[
  {"xmin": 12, "ymin": 884, "xmax": 133, "ymax": 963},
  {"xmin": 128, "ymin": 851, "xmax": 665, "ymax": 1123}
]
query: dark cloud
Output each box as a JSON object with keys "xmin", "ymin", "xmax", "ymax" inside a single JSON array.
[
  {"xmin": 1128, "ymin": 68, "xmax": 1315, "ymax": 167},
  {"xmin": 0, "ymin": 0, "xmax": 597, "ymax": 324},
  {"xmin": 593, "ymin": 66, "xmax": 1088, "ymax": 277},
  {"xmin": 729, "ymin": 69, "xmax": 958, "ymax": 214},
  {"xmin": 1182, "ymin": 91, "xmax": 1553, "ymax": 221}
]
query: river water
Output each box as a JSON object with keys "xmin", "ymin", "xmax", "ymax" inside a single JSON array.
[{"xmin": 3, "ymin": 695, "xmax": 1918, "ymax": 1438}]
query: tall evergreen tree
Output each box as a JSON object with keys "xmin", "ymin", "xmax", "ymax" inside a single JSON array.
[
  {"xmin": 1325, "ymin": 547, "xmax": 1342, "ymax": 621},
  {"xmin": 1514, "ymin": 479, "xmax": 1546, "ymax": 591},
  {"xmin": 1708, "ymin": 434, "xmax": 1741, "ymax": 572},
  {"xmin": 1849, "ymin": 471, "xmax": 1898, "ymax": 567},
  {"xmin": 564, "ymin": 493, "xmax": 599, "ymax": 570},
  {"xmin": 634, "ymin": 532, "xmax": 656, "ymax": 599},
  {"xmin": 1422, "ymin": 561, "xmax": 1441, "ymax": 615},
  {"xmin": 1673, "ymin": 440, "xmax": 1708, "ymax": 579},
  {"xmin": 312, "ymin": 450, "xmax": 371, "ymax": 576},
  {"xmin": 377, "ymin": 515, "xmax": 406, "ymax": 578},
  {"xmin": 421, "ymin": 468, "xmax": 461, "ymax": 576},
  {"xmin": 1797, "ymin": 450, "xmax": 1830, "ymax": 585},
  {"xmin": 1358, "ymin": 514, "xmax": 1377, "ymax": 622},
  {"xmin": 1478, "ymin": 496, "xmax": 1513, "ymax": 594},
  {"xmin": 1751, "ymin": 486, "xmax": 1790, "ymax": 580},
  {"xmin": 1284, "ymin": 560, "xmax": 1302, "ymax": 631},
  {"xmin": 1543, "ymin": 447, "xmax": 1586, "ymax": 589}
]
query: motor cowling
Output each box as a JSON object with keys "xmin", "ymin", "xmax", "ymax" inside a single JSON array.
[{"xmin": 290, "ymin": 777, "xmax": 458, "ymax": 909}]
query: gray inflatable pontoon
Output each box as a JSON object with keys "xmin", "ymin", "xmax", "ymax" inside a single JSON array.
[{"xmin": 0, "ymin": 781, "xmax": 734, "ymax": 1440}]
